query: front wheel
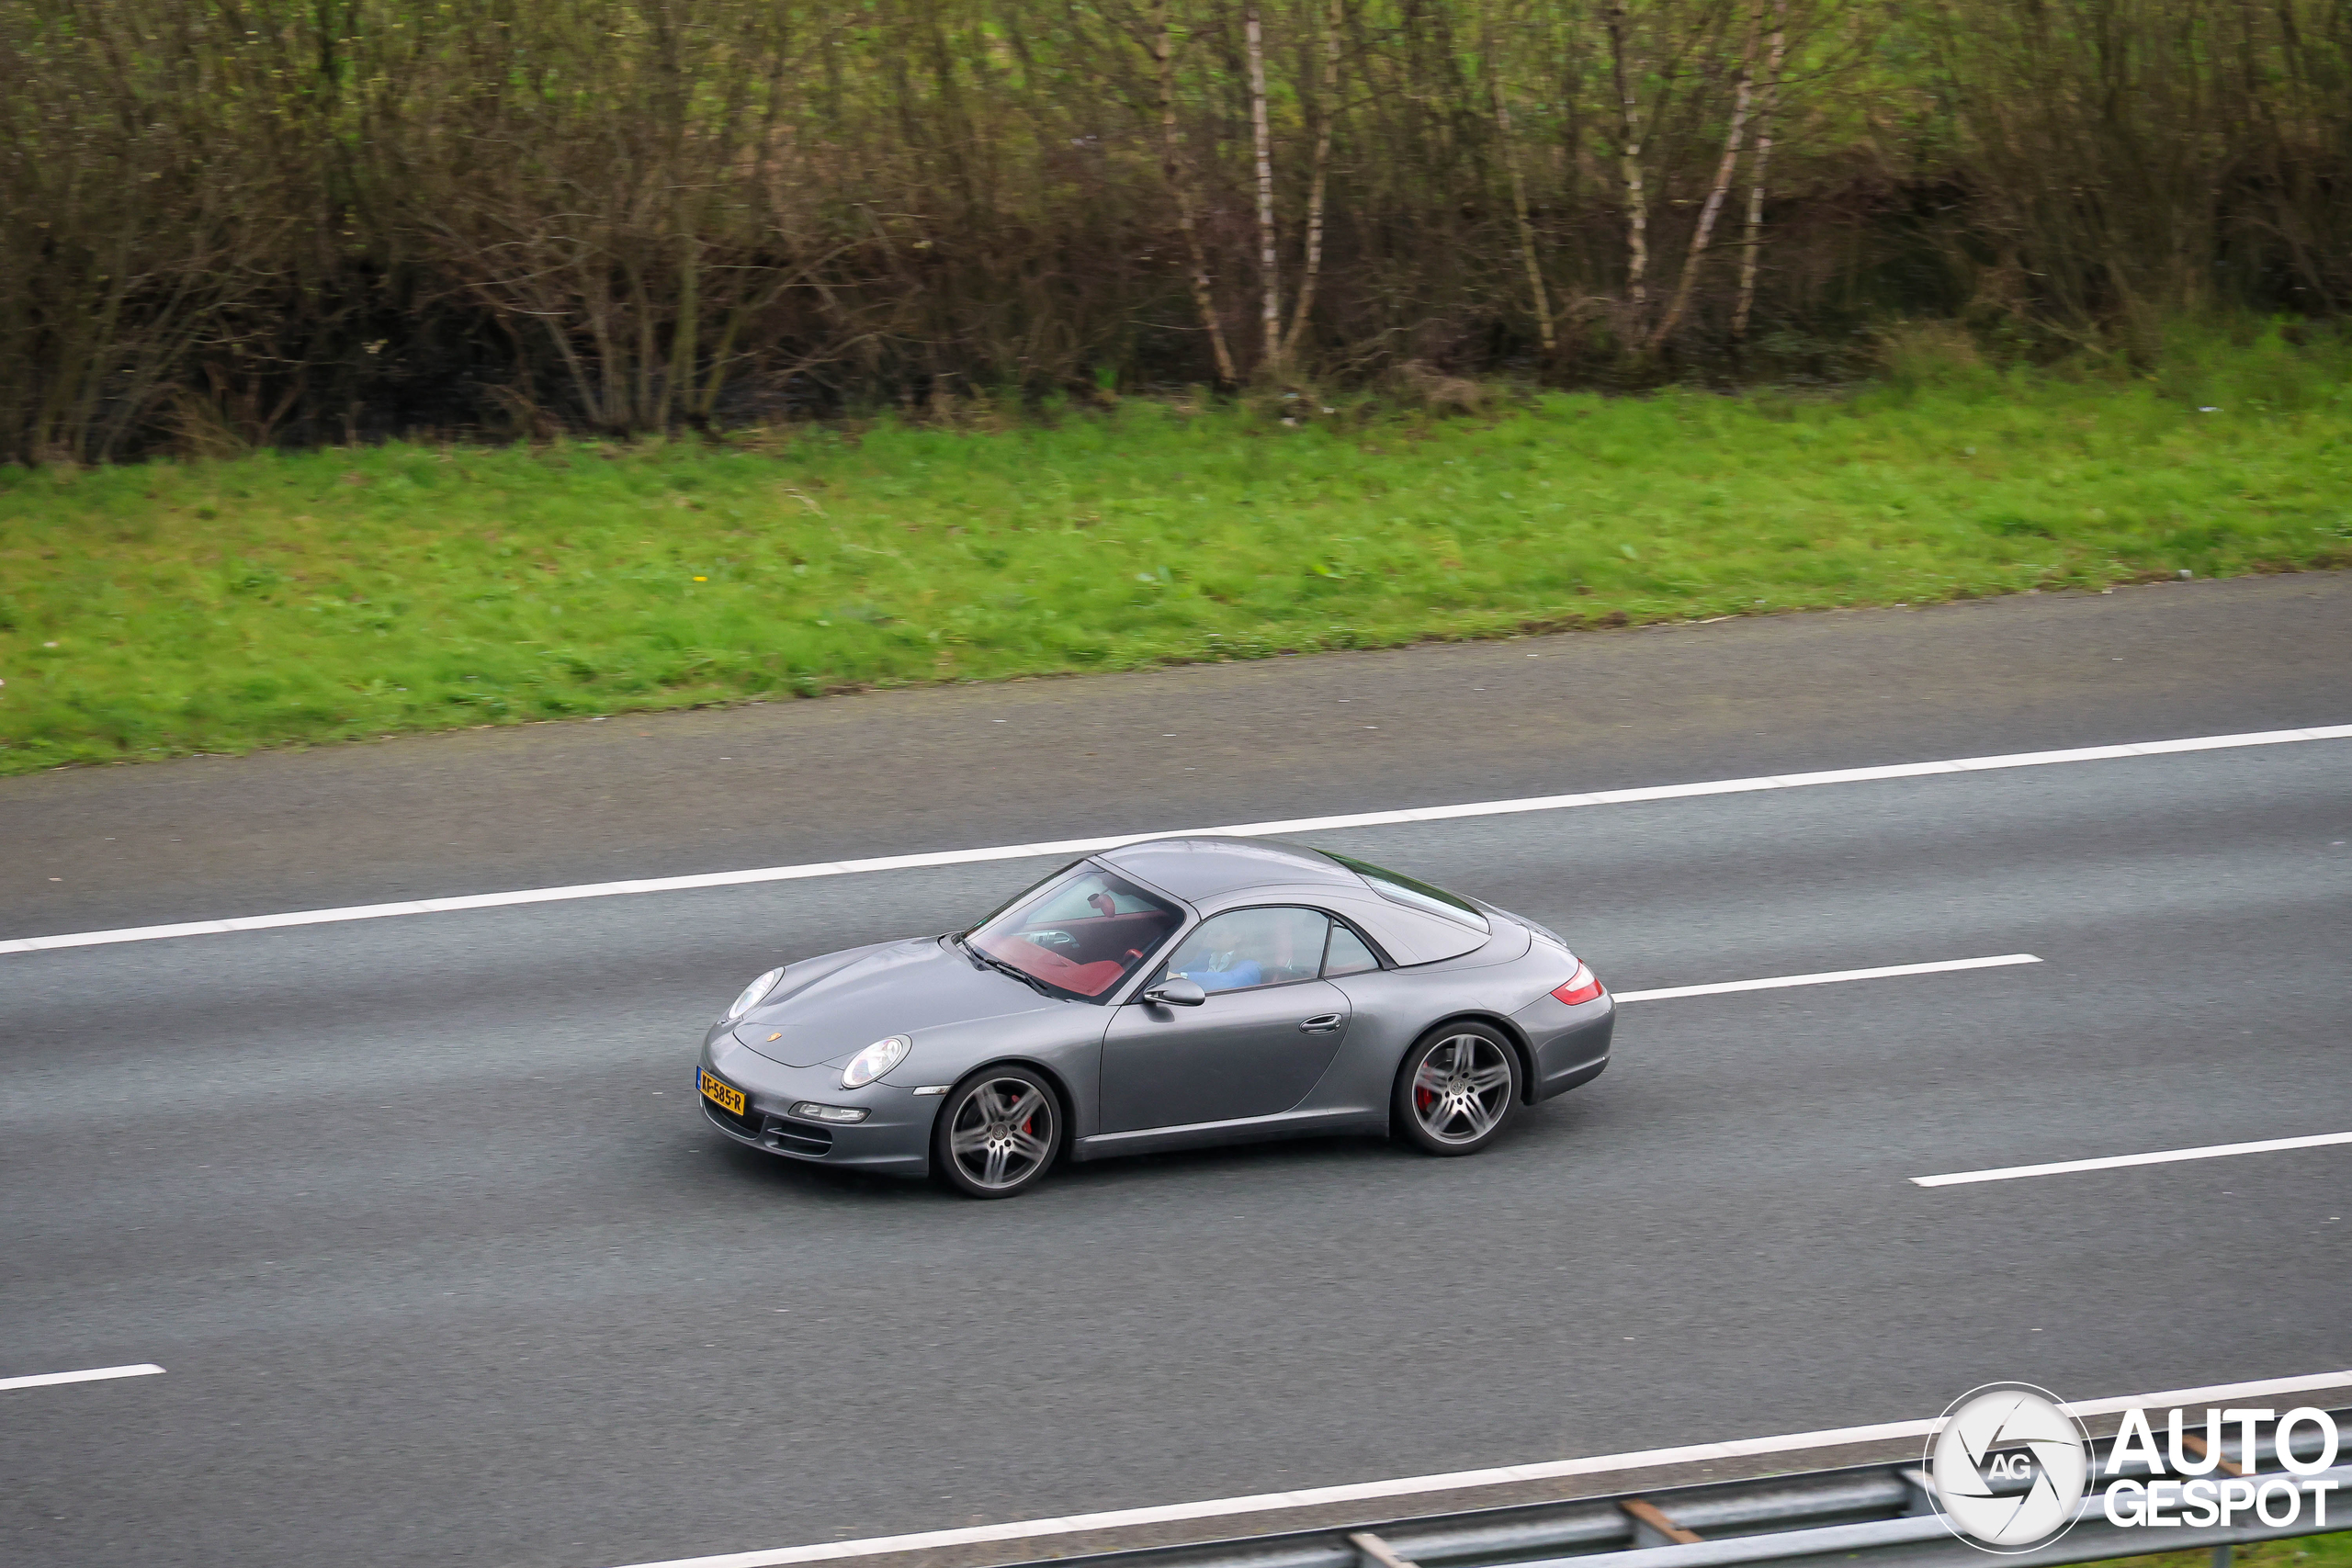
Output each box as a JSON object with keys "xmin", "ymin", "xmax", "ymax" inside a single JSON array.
[
  {"xmin": 933, "ymin": 1067, "xmax": 1061, "ymax": 1199},
  {"xmin": 1392, "ymin": 1024, "xmax": 1521, "ymax": 1156}
]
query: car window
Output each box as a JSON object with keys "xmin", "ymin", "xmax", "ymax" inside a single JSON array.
[
  {"xmin": 1322, "ymin": 851, "xmax": 1490, "ymax": 932},
  {"xmin": 1322, "ymin": 921, "xmax": 1381, "ymax": 976},
  {"xmin": 968, "ymin": 864, "xmax": 1184, "ymax": 1000},
  {"xmin": 1025, "ymin": 880, "xmax": 1168, "ymax": 922},
  {"xmin": 1165, "ymin": 907, "xmax": 1330, "ymax": 994}
]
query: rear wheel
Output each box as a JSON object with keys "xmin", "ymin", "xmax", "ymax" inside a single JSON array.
[
  {"xmin": 933, "ymin": 1067, "xmax": 1061, "ymax": 1199},
  {"xmin": 1392, "ymin": 1023, "xmax": 1521, "ymax": 1156}
]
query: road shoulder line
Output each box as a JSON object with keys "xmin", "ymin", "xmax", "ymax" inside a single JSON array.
[
  {"xmin": 7, "ymin": 723, "xmax": 2346, "ymax": 956},
  {"xmin": 1913, "ymin": 1130, "xmax": 2352, "ymax": 1187},
  {"xmin": 1613, "ymin": 954, "xmax": 2039, "ymax": 1004},
  {"xmin": 0, "ymin": 1363, "xmax": 165, "ymax": 1392},
  {"xmin": 604, "ymin": 1370, "xmax": 2352, "ymax": 1568}
]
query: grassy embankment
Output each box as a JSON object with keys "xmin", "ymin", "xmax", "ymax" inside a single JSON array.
[
  {"xmin": 2110, "ymin": 1535, "xmax": 2352, "ymax": 1568},
  {"xmin": 2, "ymin": 333, "xmax": 2348, "ymax": 774}
]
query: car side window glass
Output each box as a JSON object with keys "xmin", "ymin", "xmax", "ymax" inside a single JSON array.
[
  {"xmin": 1322, "ymin": 921, "xmax": 1381, "ymax": 977},
  {"xmin": 1165, "ymin": 908, "xmax": 1330, "ymax": 994}
]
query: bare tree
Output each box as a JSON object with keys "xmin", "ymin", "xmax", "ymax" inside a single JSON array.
[
  {"xmin": 1733, "ymin": 0, "xmax": 1789, "ymax": 340},
  {"xmin": 1246, "ymin": 1, "xmax": 1282, "ymax": 372},
  {"xmin": 1283, "ymin": 0, "xmax": 1344, "ymax": 362},
  {"xmin": 9, "ymin": 0, "xmax": 2348, "ymax": 460},
  {"xmin": 1491, "ymin": 62, "xmax": 1556, "ymax": 355},
  {"xmin": 1605, "ymin": 0, "xmax": 1651, "ymax": 321},
  {"xmin": 1148, "ymin": 0, "xmax": 1239, "ymax": 385},
  {"xmin": 1649, "ymin": 0, "xmax": 1766, "ymax": 349}
]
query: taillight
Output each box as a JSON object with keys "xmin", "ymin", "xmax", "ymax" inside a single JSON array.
[{"xmin": 1551, "ymin": 962, "xmax": 1603, "ymax": 1007}]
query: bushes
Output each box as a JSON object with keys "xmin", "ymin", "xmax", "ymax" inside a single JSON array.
[{"xmin": 1, "ymin": 0, "xmax": 2348, "ymax": 464}]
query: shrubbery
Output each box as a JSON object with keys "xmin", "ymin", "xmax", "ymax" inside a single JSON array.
[{"xmin": 4, "ymin": 0, "xmax": 2348, "ymax": 463}]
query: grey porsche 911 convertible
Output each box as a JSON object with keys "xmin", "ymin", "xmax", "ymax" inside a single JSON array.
[{"xmin": 695, "ymin": 837, "xmax": 1614, "ymax": 1197}]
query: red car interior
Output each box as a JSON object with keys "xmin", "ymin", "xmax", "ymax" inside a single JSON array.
[{"xmin": 976, "ymin": 910, "xmax": 1179, "ymax": 998}]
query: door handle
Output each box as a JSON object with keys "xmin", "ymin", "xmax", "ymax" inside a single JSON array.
[{"xmin": 1298, "ymin": 1013, "xmax": 1343, "ymax": 1033}]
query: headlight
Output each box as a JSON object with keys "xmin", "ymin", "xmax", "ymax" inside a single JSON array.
[
  {"xmin": 725, "ymin": 966, "xmax": 786, "ymax": 1021},
  {"xmin": 840, "ymin": 1034, "xmax": 910, "ymax": 1089}
]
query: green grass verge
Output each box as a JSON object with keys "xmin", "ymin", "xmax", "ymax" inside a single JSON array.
[
  {"xmin": 3, "ymin": 330, "xmax": 2348, "ymax": 773},
  {"xmin": 2098, "ymin": 1532, "xmax": 2352, "ymax": 1568}
]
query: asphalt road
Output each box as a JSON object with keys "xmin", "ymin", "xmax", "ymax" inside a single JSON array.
[
  {"xmin": 9, "ymin": 572, "xmax": 2352, "ymax": 938},
  {"xmin": 4, "ymin": 576, "xmax": 2349, "ymax": 1568}
]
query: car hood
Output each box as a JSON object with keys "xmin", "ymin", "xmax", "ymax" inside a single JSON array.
[{"xmin": 734, "ymin": 937, "xmax": 1057, "ymax": 1068}]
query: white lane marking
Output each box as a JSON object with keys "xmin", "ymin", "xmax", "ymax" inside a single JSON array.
[
  {"xmin": 602, "ymin": 1369, "xmax": 2352, "ymax": 1568},
  {"xmin": 1613, "ymin": 953, "xmax": 2040, "ymax": 1004},
  {"xmin": 6, "ymin": 722, "xmax": 2346, "ymax": 957},
  {"xmin": 0, "ymin": 1363, "xmax": 164, "ymax": 1392},
  {"xmin": 1914, "ymin": 1130, "xmax": 2352, "ymax": 1188}
]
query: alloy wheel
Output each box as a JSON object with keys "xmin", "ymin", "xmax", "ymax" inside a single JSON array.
[
  {"xmin": 1410, "ymin": 1033, "xmax": 1515, "ymax": 1145},
  {"xmin": 945, "ymin": 1076, "xmax": 1057, "ymax": 1191}
]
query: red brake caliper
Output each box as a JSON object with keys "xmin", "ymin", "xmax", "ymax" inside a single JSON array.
[{"xmin": 1417, "ymin": 1050, "xmax": 1446, "ymax": 1115}]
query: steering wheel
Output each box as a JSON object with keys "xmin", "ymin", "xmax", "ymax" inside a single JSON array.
[{"xmin": 1026, "ymin": 929, "xmax": 1080, "ymax": 953}]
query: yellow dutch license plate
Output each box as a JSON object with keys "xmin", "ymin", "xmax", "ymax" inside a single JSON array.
[{"xmin": 700, "ymin": 1070, "xmax": 746, "ymax": 1117}]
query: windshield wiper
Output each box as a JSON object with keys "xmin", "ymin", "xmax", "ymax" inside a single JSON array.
[{"xmin": 957, "ymin": 936, "xmax": 1057, "ymax": 998}]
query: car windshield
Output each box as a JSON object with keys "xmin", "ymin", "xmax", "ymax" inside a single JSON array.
[
  {"xmin": 966, "ymin": 863, "xmax": 1185, "ymax": 1000},
  {"xmin": 1322, "ymin": 851, "xmax": 1490, "ymax": 932}
]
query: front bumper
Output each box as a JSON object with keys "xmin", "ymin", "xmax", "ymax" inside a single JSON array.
[
  {"xmin": 696, "ymin": 1032, "xmax": 936, "ymax": 1177},
  {"xmin": 1510, "ymin": 990, "xmax": 1616, "ymax": 1100}
]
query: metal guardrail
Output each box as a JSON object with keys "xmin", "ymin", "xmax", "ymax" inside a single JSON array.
[{"xmin": 1009, "ymin": 1410, "xmax": 2349, "ymax": 1568}]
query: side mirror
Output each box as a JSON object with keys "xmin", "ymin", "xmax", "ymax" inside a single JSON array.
[{"xmin": 1139, "ymin": 976, "xmax": 1206, "ymax": 1008}]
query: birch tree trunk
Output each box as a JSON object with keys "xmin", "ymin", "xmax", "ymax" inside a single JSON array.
[
  {"xmin": 1733, "ymin": 0, "xmax": 1789, "ymax": 341},
  {"xmin": 1246, "ymin": 1, "xmax": 1282, "ymax": 374},
  {"xmin": 1283, "ymin": 0, "xmax": 1342, "ymax": 361},
  {"xmin": 1605, "ymin": 1, "xmax": 1650, "ymax": 321},
  {"xmin": 663, "ymin": 227, "xmax": 698, "ymax": 428},
  {"xmin": 1148, "ymin": 0, "xmax": 1238, "ymax": 385},
  {"xmin": 1648, "ymin": 0, "xmax": 1764, "ymax": 350},
  {"xmin": 1492, "ymin": 67, "xmax": 1556, "ymax": 355}
]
